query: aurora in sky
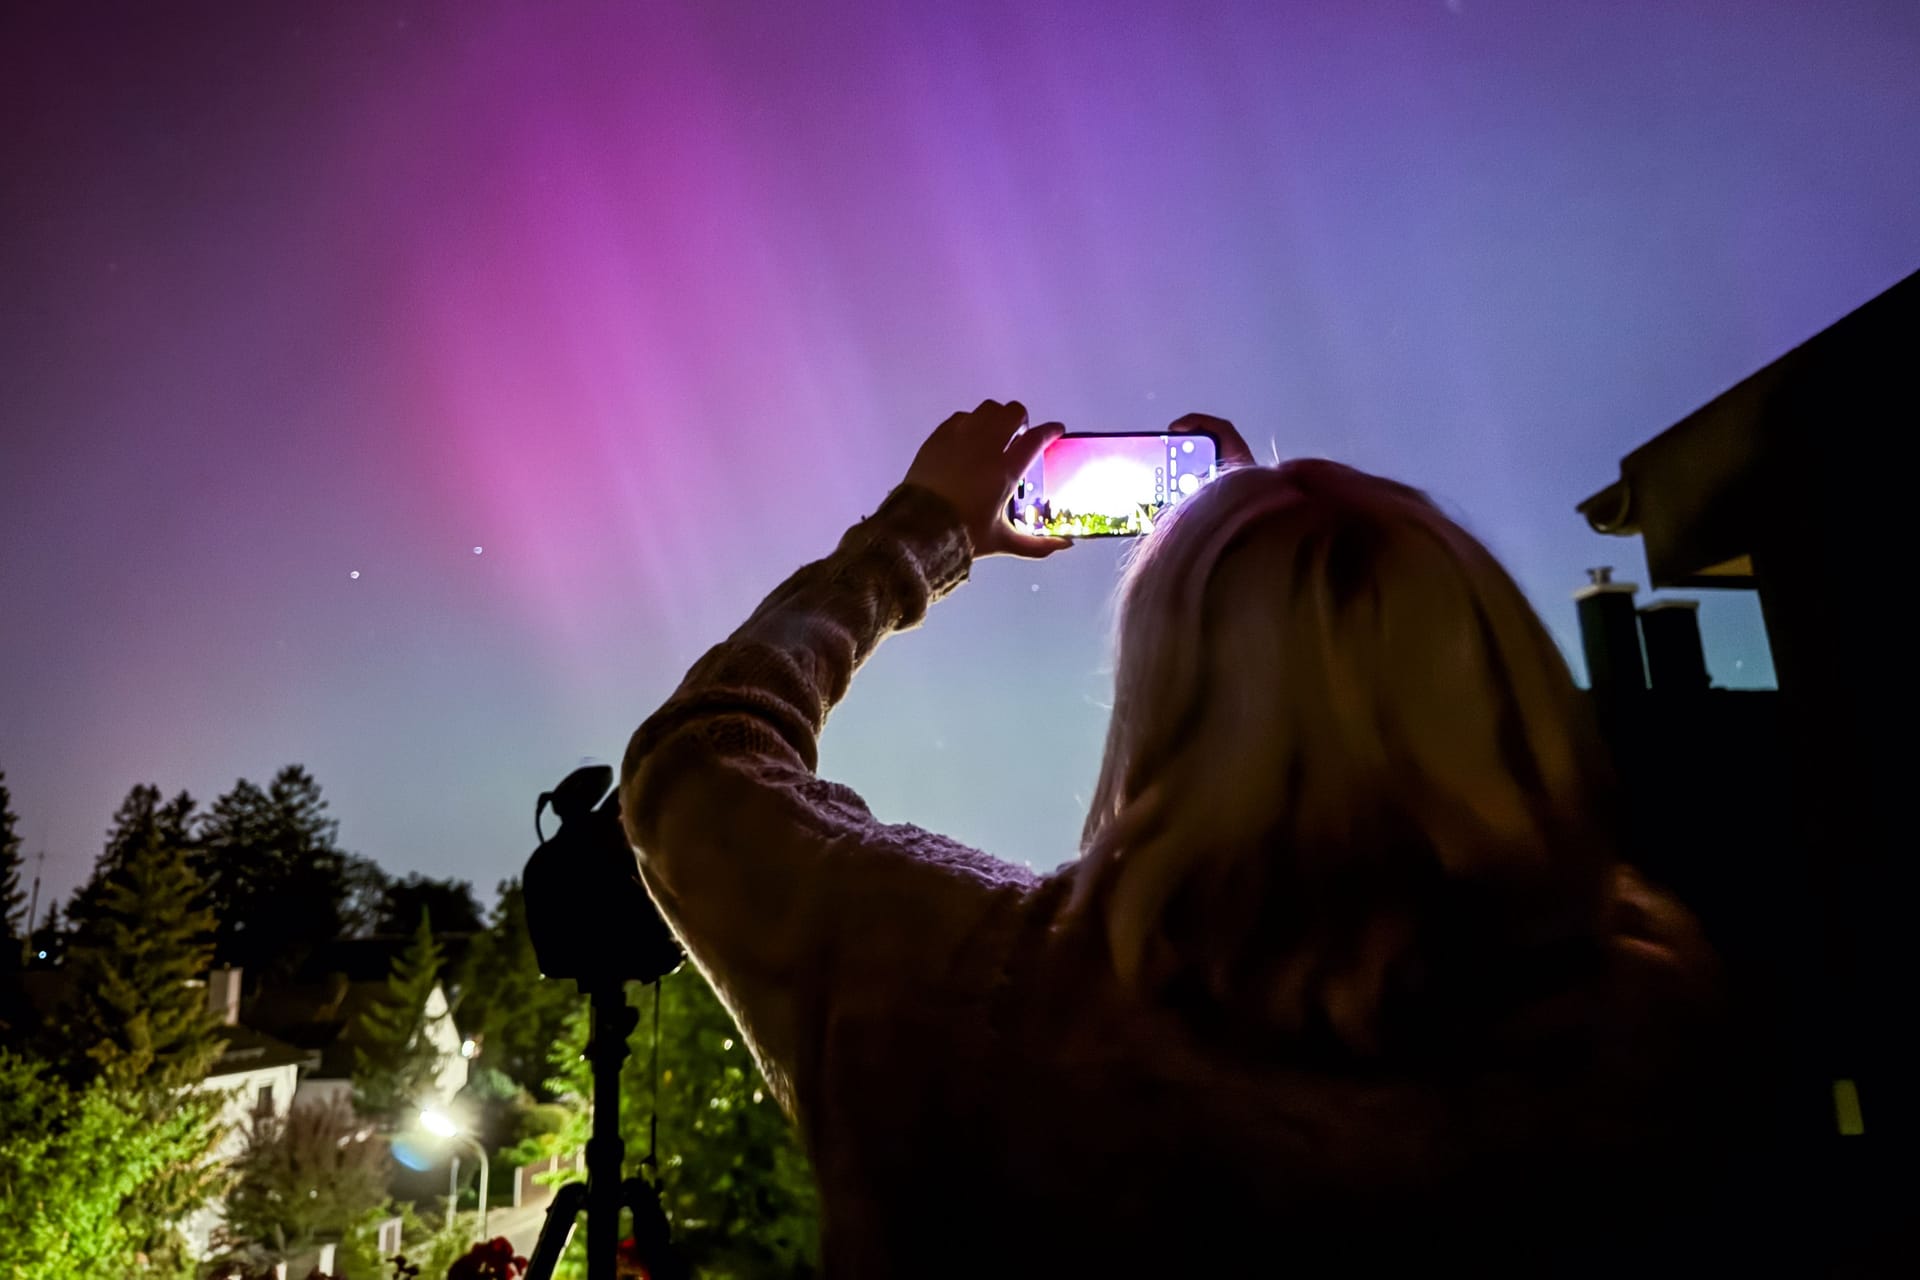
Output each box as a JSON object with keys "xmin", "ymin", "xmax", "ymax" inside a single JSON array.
[{"xmin": 3, "ymin": 0, "xmax": 1917, "ymax": 906}]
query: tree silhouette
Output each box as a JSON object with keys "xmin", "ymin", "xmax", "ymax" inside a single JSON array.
[
  {"xmin": 1, "ymin": 770, "xmax": 24, "ymax": 964},
  {"xmin": 339, "ymin": 852, "xmax": 395, "ymax": 937},
  {"xmin": 376, "ymin": 872, "xmax": 485, "ymax": 936},
  {"xmin": 66, "ymin": 783, "xmax": 197, "ymax": 935},
  {"xmin": 27, "ymin": 900, "xmax": 66, "ymax": 967},
  {"xmin": 200, "ymin": 765, "xmax": 354, "ymax": 983},
  {"xmin": 0, "ymin": 771, "xmax": 29, "ymax": 1045}
]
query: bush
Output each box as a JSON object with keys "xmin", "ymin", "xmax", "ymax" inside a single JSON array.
[
  {"xmin": 0, "ymin": 1049, "xmax": 224, "ymax": 1280},
  {"xmin": 222, "ymin": 1095, "xmax": 389, "ymax": 1257}
]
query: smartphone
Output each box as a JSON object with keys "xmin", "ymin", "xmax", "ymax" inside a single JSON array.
[{"xmin": 1007, "ymin": 431, "xmax": 1220, "ymax": 537}]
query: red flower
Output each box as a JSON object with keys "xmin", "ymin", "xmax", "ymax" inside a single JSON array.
[
  {"xmin": 445, "ymin": 1236, "xmax": 529, "ymax": 1280},
  {"xmin": 615, "ymin": 1235, "xmax": 652, "ymax": 1279}
]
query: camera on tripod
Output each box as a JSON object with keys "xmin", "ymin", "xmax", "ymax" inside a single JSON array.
[
  {"xmin": 524, "ymin": 763, "xmax": 683, "ymax": 990},
  {"xmin": 521, "ymin": 764, "xmax": 689, "ymax": 1280}
]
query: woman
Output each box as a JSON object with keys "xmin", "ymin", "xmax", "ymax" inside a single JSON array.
[{"xmin": 621, "ymin": 400, "xmax": 1732, "ymax": 1276}]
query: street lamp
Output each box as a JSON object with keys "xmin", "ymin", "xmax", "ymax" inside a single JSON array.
[{"xmin": 420, "ymin": 1106, "xmax": 489, "ymax": 1241}]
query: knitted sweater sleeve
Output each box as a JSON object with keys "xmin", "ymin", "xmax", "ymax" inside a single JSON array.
[{"xmin": 619, "ymin": 482, "xmax": 1039, "ymax": 1123}]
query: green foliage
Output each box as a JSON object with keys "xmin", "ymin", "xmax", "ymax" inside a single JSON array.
[
  {"xmin": 200, "ymin": 766, "xmax": 353, "ymax": 983},
  {"xmin": 458, "ymin": 879, "xmax": 582, "ymax": 1101},
  {"xmin": 221, "ymin": 1095, "xmax": 389, "ymax": 1257},
  {"xmin": 328, "ymin": 1202, "xmax": 403, "ymax": 1280},
  {"xmin": 0, "ymin": 1049, "xmax": 226, "ymax": 1280},
  {"xmin": 61, "ymin": 802, "xmax": 222, "ymax": 1089},
  {"xmin": 291, "ymin": 1198, "xmax": 472, "ymax": 1280},
  {"xmin": 380, "ymin": 1201, "xmax": 477, "ymax": 1280},
  {"xmin": 1036, "ymin": 502, "xmax": 1156, "ymax": 536},
  {"xmin": 505, "ymin": 1099, "xmax": 570, "ymax": 1152},
  {"xmin": 352, "ymin": 908, "xmax": 446, "ymax": 1122},
  {"xmin": 538, "ymin": 970, "xmax": 819, "ymax": 1278}
]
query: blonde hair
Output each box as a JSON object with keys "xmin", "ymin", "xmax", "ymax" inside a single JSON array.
[{"xmin": 1068, "ymin": 459, "xmax": 1618, "ymax": 1054}]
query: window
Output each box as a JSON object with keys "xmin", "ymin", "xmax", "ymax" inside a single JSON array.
[{"xmin": 252, "ymin": 1083, "xmax": 275, "ymax": 1118}]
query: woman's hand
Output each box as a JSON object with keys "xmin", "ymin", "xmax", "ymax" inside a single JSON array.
[
  {"xmin": 1166, "ymin": 411, "xmax": 1259, "ymax": 469},
  {"xmin": 902, "ymin": 399, "xmax": 1075, "ymax": 559}
]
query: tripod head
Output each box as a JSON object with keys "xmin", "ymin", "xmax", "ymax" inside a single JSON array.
[{"xmin": 524, "ymin": 764, "xmax": 683, "ymax": 989}]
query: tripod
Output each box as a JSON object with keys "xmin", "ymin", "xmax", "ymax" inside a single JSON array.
[
  {"xmin": 523, "ymin": 982, "xmax": 685, "ymax": 1280},
  {"xmin": 522, "ymin": 765, "xmax": 689, "ymax": 1280}
]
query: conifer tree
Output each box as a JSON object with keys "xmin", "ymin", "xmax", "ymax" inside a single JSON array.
[
  {"xmin": 62, "ymin": 821, "xmax": 223, "ymax": 1087},
  {"xmin": 352, "ymin": 907, "xmax": 447, "ymax": 1121},
  {"xmin": 0, "ymin": 771, "xmax": 29, "ymax": 1046},
  {"xmin": 67, "ymin": 783, "xmax": 197, "ymax": 935},
  {"xmin": 52, "ymin": 785, "xmax": 230, "ymax": 1274},
  {"xmin": 1, "ymin": 770, "xmax": 26, "ymax": 967}
]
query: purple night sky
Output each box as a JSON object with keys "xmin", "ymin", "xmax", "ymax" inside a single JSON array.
[{"xmin": 3, "ymin": 1, "xmax": 1916, "ymax": 911}]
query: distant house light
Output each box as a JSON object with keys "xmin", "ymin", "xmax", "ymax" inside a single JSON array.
[{"xmin": 460, "ymin": 1038, "xmax": 477, "ymax": 1059}]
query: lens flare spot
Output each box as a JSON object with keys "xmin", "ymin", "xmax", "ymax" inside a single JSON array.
[{"xmin": 390, "ymin": 1135, "xmax": 433, "ymax": 1171}]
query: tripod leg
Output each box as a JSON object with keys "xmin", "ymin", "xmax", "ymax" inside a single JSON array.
[
  {"xmin": 587, "ymin": 987, "xmax": 641, "ymax": 1280},
  {"xmin": 523, "ymin": 1180, "xmax": 589, "ymax": 1280},
  {"xmin": 621, "ymin": 1175, "xmax": 690, "ymax": 1280}
]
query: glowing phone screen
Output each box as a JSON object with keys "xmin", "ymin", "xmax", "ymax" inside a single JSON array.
[{"xmin": 1008, "ymin": 432, "xmax": 1219, "ymax": 537}]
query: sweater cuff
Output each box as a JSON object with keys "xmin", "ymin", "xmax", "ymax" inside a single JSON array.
[{"xmin": 862, "ymin": 482, "xmax": 975, "ymax": 598}]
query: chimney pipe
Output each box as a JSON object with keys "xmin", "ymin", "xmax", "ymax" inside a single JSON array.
[
  {"xmin": 207, "ymin": 966, "xmax": 242, "ymax": 1027},
  {"xmin": 1639, "ymin": 599, "xmax": 1710, "ymax": 691},
  {"xmin": 1573, "ymin": 567, "xmax": 1646, "ymax": 694}
]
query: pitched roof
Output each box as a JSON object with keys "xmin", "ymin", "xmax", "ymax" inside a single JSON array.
[
  {"xmin": 207, "ymin": 1023, "xmax": 318, "ymax": 1078},
  {"xmin": 5, "ymin": 969, "xmax": 318, "ymax": 1078},
  {"xmin": 243, "ymin": 977, "xmax": 458, "ymax": 1081}
]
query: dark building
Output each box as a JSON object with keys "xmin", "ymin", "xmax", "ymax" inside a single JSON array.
[
  {"xmin": 1577, "ymin": 267, "xmax": 1913, "ymax": 1271},
  {"xmin": 241, "ymin": 934, "xmax": 479, "ymax": 1107}
]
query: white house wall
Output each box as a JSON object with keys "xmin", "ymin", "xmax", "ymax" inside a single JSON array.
[
  {"xmin": 423, "ymin": 983, "xmax": 469, "ymax": 1102},
  {"xmin": 182, "ymin": 1060, "xmax": 301, "ymax": 1260}
]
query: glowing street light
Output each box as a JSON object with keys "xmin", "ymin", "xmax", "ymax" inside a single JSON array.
[{"xmin": 419, "ymin": 1107, "xmax": 489, "ymax": 1241}]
